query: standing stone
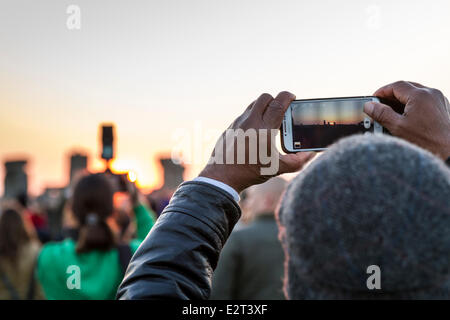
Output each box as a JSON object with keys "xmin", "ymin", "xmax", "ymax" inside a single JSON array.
[{"xmin": 4, "ymin": 160, "xmax": 27, "ymax": 199}]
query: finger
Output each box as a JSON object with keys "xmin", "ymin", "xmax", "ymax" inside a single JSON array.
[
  {"xmin": 227, "ymin": 100, "xmax": 258, "ymax": 129},
  {"xmin": 245, "ymin": 100, "xmax": 256, "ymax": 112},
  {"xmin": 444, "ymin": 96, "xmax": 450, "ymax": 117},
  {"xmin": 239, "ymin": 100, "xmax": 257, "ymax": 119},
  {"xmin": 364, "ymin": 101, "xmax": 404, "ymax": 135},
  {"xmin": 374, "ymin": 81, "xmax": 420, "ymax": 105},
  {"xmin": 251, "ymin": 93, "xmax": 274, "ymax": 117},
  {"xmin": 279, "ymin": 152, "xmax": 316, "ymax": 174},
  {"xmin": 408, "ymin": 81, "xmax": 427, "ymax": 89},
  {"xmin": 262, "ymin": 91, "xmax": 296, "ymax": 128}
]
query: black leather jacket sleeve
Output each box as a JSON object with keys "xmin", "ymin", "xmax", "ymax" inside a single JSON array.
[{"xmin": 116, "ymin": 181, "xmax": 241, "ymax": 300}]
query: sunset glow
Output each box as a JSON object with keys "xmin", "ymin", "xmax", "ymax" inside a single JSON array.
[{"xmin": 1, "ymin": 0, "xmax": 450, "ymax": 195}]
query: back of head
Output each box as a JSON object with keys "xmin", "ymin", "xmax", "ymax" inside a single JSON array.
[
  {"xmin": 0, "ymin": 208, "xmax": 30, "ymax": 264},
  {"xmin": 72, "ymin": 173, "xmax": 115, "ymax": 253},
  {"xmin": 278, "ymin": 134, "xmax": 450, "ymax": 299}
]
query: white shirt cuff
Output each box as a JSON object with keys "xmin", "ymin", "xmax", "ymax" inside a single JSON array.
[{"xmin": 193, "ymin": 177, "xmax": 240, "ymax": 202}]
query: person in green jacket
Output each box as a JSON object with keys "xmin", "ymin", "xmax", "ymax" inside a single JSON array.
[{"xmin": 37, "ymin": 173, "xmax": 155, "ymax": 300}]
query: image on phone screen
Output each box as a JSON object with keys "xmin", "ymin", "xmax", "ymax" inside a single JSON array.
[{"xmin": 281, "ymin": 97, "xmax": 382, "ymax": 152}]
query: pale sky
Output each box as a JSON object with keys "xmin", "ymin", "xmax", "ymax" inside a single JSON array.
[{"xmin": 1, "ymin": 0, "xmax": 450, "ymax": 195}]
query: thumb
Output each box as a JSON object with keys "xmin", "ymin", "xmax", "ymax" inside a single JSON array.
[
  {"xmin": 279, "ymin": 152, "xmax": 316, "ymax": 174},
  {"xmin": 364, "ymin": 101, "xmax": 404, "ymax": 134}
]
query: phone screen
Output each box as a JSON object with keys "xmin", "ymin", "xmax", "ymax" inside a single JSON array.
[{"xmin": 287, "ymin": 97, "xmax": 380, "ymax": 150}]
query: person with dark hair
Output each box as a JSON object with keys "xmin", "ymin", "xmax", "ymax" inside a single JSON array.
[
  {"xmin": 117, "ymin": 81, "xmax": 450, "ymax": 299},
  {"xmin": 71, "ymin": 173, "xmax": 116, "ymax": 253},
  {"xmin": 37, "ymin": 173, "xmax": 155, "ymax": 299},
  {"xmin": 0, "ymin": 208, "xmax": 44, "ymax": 300}
]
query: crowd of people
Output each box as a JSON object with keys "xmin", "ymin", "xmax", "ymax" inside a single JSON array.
[
  {"xmin": 1, "ymin": 80, "xmax": 450, "ymax": 300},
  {"xmin": 0, "ymin": 173, "xmax": 159, "ymax": 299}
]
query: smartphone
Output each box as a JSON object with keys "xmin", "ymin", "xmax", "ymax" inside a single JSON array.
[{"xmin": 281, "ymin": 96, "xmax": 384, "ymax": 152}]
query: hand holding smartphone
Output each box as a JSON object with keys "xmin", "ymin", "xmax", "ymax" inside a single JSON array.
[{"xmin": 281, "ymin": 96, "xmax": 386, "ymax": 152}]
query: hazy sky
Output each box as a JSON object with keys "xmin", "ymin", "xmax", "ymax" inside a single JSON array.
[{"xmin": 1, "ymin": 0, "xmax": 450, "ymax": 195}]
